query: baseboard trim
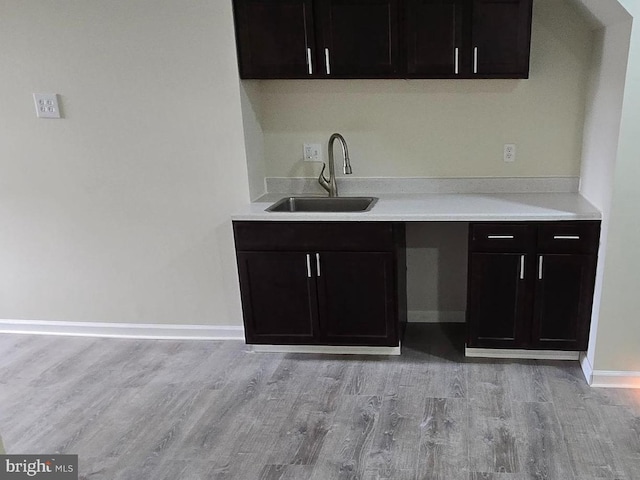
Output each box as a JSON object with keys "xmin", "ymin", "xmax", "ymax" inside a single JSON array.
[
  {"xmin": 0, "ymin": 319, "xmax": 245, "ymax": 341},
  {"xmin": 408, "ymin": 311, "xmax": 466, "ymax": 323},
  {"xmin": 580, "ymin": 352, "xmax": 594, "ymax": 385},
  {"xmin": 465, "ymin": 346, "xmax": 580, "ymax": 361},
  {"xmin": 590, "ymin": 372, "xmax": 640, "ymax": 389},
  {"xmin": 579, "ymin": 353, "xmax": 640, "ymax": 388},
  {"xmin": 252, "ymin": 344, "xmax": 401, "ymax": 356}
]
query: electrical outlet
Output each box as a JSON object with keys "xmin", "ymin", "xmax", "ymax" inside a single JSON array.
[
  {"xmin": 33, "ymin": 93, "xmax": 61, "ymax": 119},
  {"xmin": 303, "ymin": 143, "xmax": 322, "ymax": 162},
  {"xmin": 504, "ymin": 144, "xmax": 516, "ymax": 162}
]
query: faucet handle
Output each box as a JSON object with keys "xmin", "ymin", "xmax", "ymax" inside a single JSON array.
[{"xmin": 318, "ymin": 163, "xmax": 330, "ymax": 193}]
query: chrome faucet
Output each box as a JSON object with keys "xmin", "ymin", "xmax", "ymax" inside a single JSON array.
[{"xmin": 318, "ymin": 133, "xmax": 353, "ymax": 197}]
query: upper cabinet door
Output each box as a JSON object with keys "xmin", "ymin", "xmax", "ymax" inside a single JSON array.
[
  {"xmin": 471, "ymin": 0, "xmax": 533, "ymax": 78},
  {"xmin": 233, "ymin": 0, "xmax": 317, "ymax": 78},
  {"xmin": 406, "ymin": 0, "xmax": 469, "ymax": 77},
  {"xmin": 316, "ymin": 0, "xmax": 401, "ymax": 78}
]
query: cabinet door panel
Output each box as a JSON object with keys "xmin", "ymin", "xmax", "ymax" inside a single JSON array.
[
  {"xmin": 234, "ymin": 0, "xmax": 316, "ymax": 78},
  {"xmin": 471, "ymin": 0, "xmax": 532, "ymax": 77},
  {"xmin": 532, "ymin": 254, "xmax": 596, "ymax": 350},
  {"xmin": 317, "ymin": 0, "xmax": 400, "ymax": 77},
  {"xmin": 467, "ymin": 252, "xmax": 530, "ymax": 348},
  {"xmin": 237, "ymin": 252, "xmax": 318, "ymax": 344},
  {"xmin": 406, "ymin": 0, "xmax": 468, "ymax": 76},
  {"xmin": 317, "ymin": 252, "xmax": 398, "ymax": 346}
]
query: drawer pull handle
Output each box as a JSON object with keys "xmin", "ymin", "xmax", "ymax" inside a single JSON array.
[
  {"xmin": 488, "ymin": 235, "xmax": 515, "ymax": 240},
  {"xmin": 520, "ymin": 255, "xmax": 525, "ymax": 280},
  {"xmin": 554, "ymin": 235, "xmax": 580, "ymax": 240},
  {"xmin": 306, "ymin": 254, "xmax": 312, "ymax": 278},
  {"xmin": 316, "ymin": 253, "xmax": 321, "ymax": 277},
  {"xmin": 538, "ymin": 256, "xmax": 544, "ymax": 280}
]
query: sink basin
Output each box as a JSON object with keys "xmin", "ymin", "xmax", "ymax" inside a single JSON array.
[{"xmin": 266, "ymin": 196, "xmax": 378, "ymax": 213}]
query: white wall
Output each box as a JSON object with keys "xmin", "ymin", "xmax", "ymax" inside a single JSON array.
[
  {"xmin": 0, "ymin": 0, "xmax": 250, "ymax": 326},
  {"xmin": 256, "ymin": 0, "xmax": 593, "ymax": 179},
  {"xmin": 578, "ymin": 17, "xmax": 632, "ymax": 367},
  {"xmin": 590, "ymin": 0, "xmax": 640, "ymax": 372},
  {"xmin": 240, "ymin": 81, "xmax": 267, "ymax": 201}
]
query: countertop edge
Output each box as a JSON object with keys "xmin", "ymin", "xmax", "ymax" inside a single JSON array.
[{"xmin": 231, "ymin": 193, "xmax": 602, "ymax": 222}]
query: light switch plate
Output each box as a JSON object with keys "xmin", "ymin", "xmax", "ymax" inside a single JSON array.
[{"xmin": 33, "ymin": 93, "xmax": 61, "ymax": 119}]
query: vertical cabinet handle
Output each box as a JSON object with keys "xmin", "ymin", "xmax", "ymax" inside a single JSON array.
[
  {"xmin": 454, "ymin": 47, "xmax": 459, "ymax": 75},
  {"xmin": 538, "ymin": 256, "xmax": 544, "ymax": 280},
  {"xmin": 306, "ymin": 47, "xmax": 313, "ymax": 75},
  {"xmin": 520, "ymin": 255, "xmax": 525, "ymax": 280},
  {"xmin": 306, "ymin": 254, "xmax": 312, "ymax": 278},
  {"xmin": 473, "ymin": 47, "xmax": 478, "ymax": 74},
  {"xmin": 324, "ymin": 48, "xmax": 331, "ymax": 75},
  {"xmin": 316, "ymin": 253, "xmax": 321, "ymax": 277}
]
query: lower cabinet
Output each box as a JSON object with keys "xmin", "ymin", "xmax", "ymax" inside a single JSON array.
[
  {"xmin": 317, "ymin": 252, "xmax": 396, "ymax": 345},
  {"xmin": 237, "ymin": 252, "xmax": 318, "ymax": 344},
  {"xmin": 467, "ymin": 252, "xmax": 530, "ymax": 348},
  {"xmin": 531, "ymin": 253, "xmax": 597, "ymax": 350},
  {"xmin": 233, "ymin": 221, "xmax": 406, "ymax": 347},
  {"xmin": 467, "ymin": 221, "xmax": 600, "ymax": 351}
]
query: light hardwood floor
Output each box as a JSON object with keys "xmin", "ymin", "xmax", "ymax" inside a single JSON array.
[{"xmin": 0, "ymin": 324, "xmax": 639, "ymax": 480}]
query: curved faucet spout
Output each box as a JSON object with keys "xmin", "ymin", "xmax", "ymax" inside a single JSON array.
[{"xmin": 319, "ymin": 133, "xmax": 353, "ymax": 197}]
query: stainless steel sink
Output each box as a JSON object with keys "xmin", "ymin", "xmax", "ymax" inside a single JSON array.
[{"xmin": 266, "ymin": 196, "xmax": 378, "ymax": 213}]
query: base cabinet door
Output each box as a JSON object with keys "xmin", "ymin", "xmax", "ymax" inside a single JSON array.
[
  {"xmin": 317, "ymin": 252, "xmax": 397, "ymax": 346},
  {"xmin": 236, "ymin": 252, "xmax": 318, "ymax": 344},
  {"xmin": 531, "ymin": 254, "xmax": 596, "ymax": 350},
  {"xmin": 467, "ymin": 252, "xmax": 530, "ymax": 348}
]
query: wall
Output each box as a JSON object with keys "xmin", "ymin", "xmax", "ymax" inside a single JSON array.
[
  {"xmin": 240, "ymin": 81, "xmax": 267, "ymax": 201},
  {"xmin": 578, "ymin": 14, "xmax": 632, "ymax": 367},
  {"xmin": 0, "ymin": 0, "xmax": 250, "ymax": 326},
  {"xmin": 255, "ymin": 0, "xmax": 594, "ymax": 179},
  {"xmin": 406, "ymin": 223, "xmax": 468, "ymax": 323},
  {"xmin": 591, "ymin": 0, "xmax": 640, "ymax": 372}
]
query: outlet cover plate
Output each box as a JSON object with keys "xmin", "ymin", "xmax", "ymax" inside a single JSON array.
[
  {"xmin": 303, "ymin": 143, "xmax": 323, "ymax": 162},
  {"xmin": 504, "ymin": 143, "xmax": 516, "ymax": 162}
]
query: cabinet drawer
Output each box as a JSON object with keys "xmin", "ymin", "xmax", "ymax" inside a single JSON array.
[
  {"xmin": 537, "ymin": 222, "xmax": 600, "ymax": 254},
  {"xmin": 469, "ymin": 223, "xmax": 535, "ymax": 252},
  {"xmin": 233, "ymin": 221, "xmax": 396, "ymax": 252}
]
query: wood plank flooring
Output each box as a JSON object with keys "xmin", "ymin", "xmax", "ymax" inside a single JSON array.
[{"xmin": 0, "ymin": 324, "xmax": 639, "ymax": 479}]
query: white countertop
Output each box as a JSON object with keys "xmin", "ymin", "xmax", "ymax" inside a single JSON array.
[{"xmin": 232, "ymin": 192, "xmax": 601, "ymax": 222}]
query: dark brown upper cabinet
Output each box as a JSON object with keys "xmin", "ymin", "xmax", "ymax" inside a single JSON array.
[
  {"xmin": 315, "ymin": 0, "xmax": 401, "ymax": 78},
  {"xmin": 233, "ymin": 0, "xmax": 317, "ymax": 79},
  {"xmin": 232, "ymin": 0, "xmax": 533, "ymax": 79},
  {"xmin": 471, "ymin": 0, "xmax": 533, "ymax": 78},
  {"xmin": 406, "ymin": 0, "xmax": 469, "ymax": 77},
  {"xmin": 233, "ymin": 0, "xmax": 400, "ymax": 79}
]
